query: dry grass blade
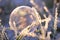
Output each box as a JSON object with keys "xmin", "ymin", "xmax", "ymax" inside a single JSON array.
[{"xmin": 54, "ymin": 5, "xmax": 58, "ymax": 31}]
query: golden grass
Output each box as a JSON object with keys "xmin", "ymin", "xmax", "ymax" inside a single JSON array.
[{"xmin": 8, "ymin": 0, "xmax": 59, "ymax": 40}]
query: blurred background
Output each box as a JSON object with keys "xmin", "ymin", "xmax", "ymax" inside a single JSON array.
[{"xmin": 0, "ymin": 0, "xmax": 60, "ymax": 40}]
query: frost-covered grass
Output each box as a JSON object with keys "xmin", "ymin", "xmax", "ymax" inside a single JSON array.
[{"xmin": 0, "ymin": 0, "xmax": 60, "ymax": 40}]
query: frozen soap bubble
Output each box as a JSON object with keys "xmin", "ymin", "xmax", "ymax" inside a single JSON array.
[{"xmin": 9, "ymin": 6, "xmax": 38, "ymax": 34}]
